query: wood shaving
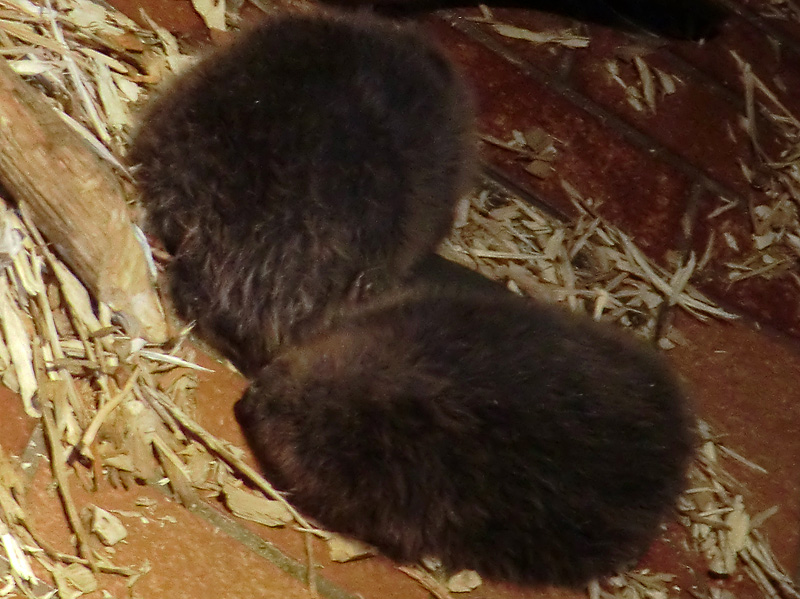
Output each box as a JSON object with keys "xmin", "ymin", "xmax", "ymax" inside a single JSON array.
[
  {"xmin": 757, "ymin": 0, "xmax": 800, "ymax": 23},
  {"xmin": 86, "ymin": 506, "xmax": 128, "ymax": 546},
  {"xmin": 590, "ymin": 571, "xmax": 674, "ymax": 599},
  {"xmin": 441, "ymin": 179, "xmax": 735, "ymax": 340},
  {"xmin": 51, "ymin": 562, "xmax": 97, "ymax": 598},
  {"xmin": 191, "ymin": 0, "xmax": 227, "ymax": 31},
  {"xmin": 605, "ymin": 51, "xmax": 682, "ymax": 114},
  {"xmin": 490, "ymin": 22, "xmax": 590, "ymax": 48},
  {"xmin": 398, "ymin": 566, "xmax": 455, "ymax": 599},
  {"xmin": 222, "ymin": 482, "xmax": 294, "ymax": 527},
  {"xmin": 446, "ymin": 570, "xmax": 482, "ymax": 593},
  {"xmin": 325, "ymin": 535, "xmax": 374, "ymax": 563},
  {"xmin": 727, "ymin": 52, "xmax": 800, "ymax": 282},
  {"xmin": 481, "ymin": 127, "xmax": 560, "ymax": 179},
  {"xmin": 678, "ymin": 421, "xmax": 800, "ymax": 599},
  {"xmin": 464, "ymin": 4, "xmax": 589, "ymax": 48}
]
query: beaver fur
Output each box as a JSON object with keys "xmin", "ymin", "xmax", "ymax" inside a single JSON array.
[
  {"xmin": 128, "ymin": 12, "xmax": 475, "ymax": 376},
  {"xmin": 235, "ymin": 288, "xmax": 695, "ymax": 586}
]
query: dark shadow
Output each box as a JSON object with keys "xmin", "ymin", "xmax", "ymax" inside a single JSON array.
[{"xmin": 322, "ymin": 0, "xmax": 729, "ymax": 40}]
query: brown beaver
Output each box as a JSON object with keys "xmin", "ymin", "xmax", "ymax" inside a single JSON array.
[
  {"xmin": 235, "ymin": 287, "xmax": 695, "ymax": 586},
  {"xmin": 128, "ymin": 12, "xmax": 476, "ymax": 376}
]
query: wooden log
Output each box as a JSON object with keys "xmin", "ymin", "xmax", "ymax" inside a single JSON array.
[{"xmin": 0, "ymin": 56, "xmax": 167, "ymax": 344}]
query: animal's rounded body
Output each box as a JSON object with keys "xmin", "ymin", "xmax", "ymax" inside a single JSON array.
[
  {"xmin": 129, "ymin": 12, "xmax": 475, "ymax": 375},
  {"xmin": 235, "ymin": 289, "xmax": 695, "ymax": 586}
]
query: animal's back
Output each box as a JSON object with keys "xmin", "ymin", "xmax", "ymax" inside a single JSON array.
[
  {"xmin": 235, "ymin": 289, "xmax": 695, "ymax": 586},
  {"xmin": 129, "ymin": 13, "xmax": 475, "ymax": 375}
]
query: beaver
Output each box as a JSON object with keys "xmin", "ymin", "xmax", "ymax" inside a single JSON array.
[
  {"xmin": 129, "ymin": 11, "xmax": 476, "ymax": 376},
  {"xmin": 235, "ymin": 287, "xmax": 695, "ymax": 586}
]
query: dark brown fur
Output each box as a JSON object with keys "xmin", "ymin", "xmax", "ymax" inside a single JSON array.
[
  {"xmin": 235, "ymin": 289, "xmax": 695, "ymax": 586},
  {"xmin": 128, "ymin": 12, "xmax": 475, "ymax": 376}
]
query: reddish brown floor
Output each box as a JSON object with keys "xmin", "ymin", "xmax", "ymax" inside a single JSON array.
[{"xmin": 4, "ymin": 1, "xmax": 800, "ymax": 598}]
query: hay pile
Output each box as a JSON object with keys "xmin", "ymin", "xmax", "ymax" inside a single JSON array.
[
  {"xmin": 441, "ymin": 179, "xmax": 733, "ymax": 342},
  {"xmin": 0, "ymin": 1, "xmax": 796, "ymax": 598},
  {"xmin": 0, "ymin": 0, "xmax": 194, "ymax": 162}
]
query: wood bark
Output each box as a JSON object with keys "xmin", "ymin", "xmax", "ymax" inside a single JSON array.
[{"xmin": 0, "ymin": 57, "xmax": 167, "ymax": 343}]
